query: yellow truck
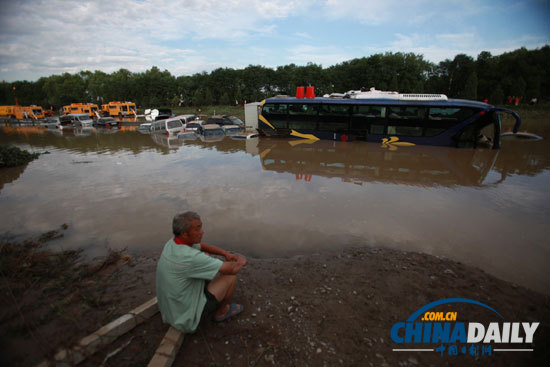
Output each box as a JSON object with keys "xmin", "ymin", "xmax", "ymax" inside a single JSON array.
[
  {"xmin": 62, "ymin": 103, "xmax": 100, "ymax": 118},
  {"xmin": 101, "ymin": 101, "xmax": 137, "ymax": 117},
  {"xmin": 0, "ymin": 105, "xmax": 44, "ymax": 119}
]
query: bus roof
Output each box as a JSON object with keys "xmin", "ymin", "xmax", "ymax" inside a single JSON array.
[{"xmin": 264, "ymin": 96, "xmax": 490, "ymax": 109}]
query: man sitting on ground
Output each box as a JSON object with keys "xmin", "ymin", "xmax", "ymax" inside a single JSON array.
[{"xmin": 156, "ymin": 211, "xmax": 247, "ymax": 333}]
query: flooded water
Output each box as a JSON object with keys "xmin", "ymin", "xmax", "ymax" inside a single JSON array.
[{"xmin": 1, "ymin": 118, "xmax": 549, "ymax": 294}]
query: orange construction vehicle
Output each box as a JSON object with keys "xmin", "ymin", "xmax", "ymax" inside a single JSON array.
[
  {"xmin": 0, "ymin": 105, "xmax": 24, "ymax": 119},
  {"xmin": 62, "ymin": 103, "xmax": 100, "ymax": 118},
  {"xmin": 24, "ymin": 105, "xmax": 45, "ymax": 119},
  {"xmin": 101, "ymin": 101, "xmax": 137, "ymax": 117},
  {"xmin": 0, "ymin": 105, "xmax": 44, "ymax": 119}
]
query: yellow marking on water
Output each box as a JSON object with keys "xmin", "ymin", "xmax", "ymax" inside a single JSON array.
[
  {"xmin": 259, "ymin": 148, "xmax": 272, "ymax": 160},
  {"xmin": 288, "ymin": 139, "xmax": 317, "ymax": 147},
  {"xmin": 290, "ymin": 130, "xmax": 320, "ymax": 141}
]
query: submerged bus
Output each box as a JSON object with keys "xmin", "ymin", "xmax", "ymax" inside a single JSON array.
[{"xmin": 258, "ymin": 88, "xmax": 521, "ymax": 149}]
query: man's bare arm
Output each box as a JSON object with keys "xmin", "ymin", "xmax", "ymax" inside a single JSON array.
[
  {"xmin": 200, "ymin": 243, "xmax": 229, "ymax": 257},
  {"xmin": 219, "ymin": 260, "xmax": 245, "ymax": 275},
  {"xmin": 201, "ymin": 243, "xmax": 248, "ymax": 265}
]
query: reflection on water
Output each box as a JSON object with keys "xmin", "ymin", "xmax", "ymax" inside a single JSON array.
[
  {"xmin": 258, "ymin": 139, "xmax": 500, "ymax": 187},
  {"xmin": 0, "ymin": 165, "xmax": 28, "ymax": 192},
  {"xmin": 0, "ymin": 123, "xmax": 549, "ymax": 294}
]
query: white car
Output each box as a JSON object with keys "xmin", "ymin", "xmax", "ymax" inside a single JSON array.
[
  {"xmin": 150, "ymin": 117, "xmax": 185, "ymax": 136},
  {"xmin": 138, "ymin": 122, "xmax": 152, "ymax": 133},
  {"xmin": 65, "ymin": 113, "xmax": 93, "ymax": 128}
]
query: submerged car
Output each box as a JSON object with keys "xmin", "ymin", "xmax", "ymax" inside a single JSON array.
[
  {"xmin": 177, "ymin": 131, "xmax": 197, "ymax": 141},
  {"xmin": 196, "ymin": 123, "xmax": 225, "ymax": 142},
  {"xmin": 175, "ymin": 114, "xmax": 198, "ymax": 124},
  {"xmin": 42, "ymin": 117, "xmax": 63, "ymax": 129},
  {"xmin": 150, "ymin": 117, "xmax": 185, "ymax": 136},
  {"xmin": 62, "ymin": 113, "xmax": 93, "ymax": 128},
  {"xmin": 155, "ymin": 108, "xmax": 175, "ymax": 121},
  {"xmin": 221, "ymin": 124, "xmax": 243, "ymax": 134},
  {"xmin": 138, "ymin": 122, "xmax": 152, "ymax": 133},
  {"xmin": 206, "ymin": 115, "xmax": 245, "ymax": 127},
  {"xmin": 182, "ymin": 121, "xmax": 203, "ymax": 133},
  {"xmin": 94, "ymin": 117, "xmax": 119, "ymax": 127}
]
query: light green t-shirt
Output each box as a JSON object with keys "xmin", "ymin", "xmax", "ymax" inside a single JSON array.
[{"xmin": 156, "ymin": 239, "xmax": 222, "ymax": 333}]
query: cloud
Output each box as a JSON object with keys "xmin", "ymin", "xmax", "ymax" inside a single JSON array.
[
  {"xmin": 322, "ymin": 0, "xmax": 483, "ymax": 25},
  {"xmin": 382, "ymin": 32, "xmax": 548, "ymax": 63},
  {"xmin": 0, "ymin": 0, "xmax": 547, "ymax": 81},
  {"xmin": 0, "ymin": 0, "xmax": 314, "ymax": 80}
]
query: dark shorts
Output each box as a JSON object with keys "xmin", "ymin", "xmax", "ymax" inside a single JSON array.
[{"xmin": 200, "ymin": 284, "xmax": 220, "ymax": 323}]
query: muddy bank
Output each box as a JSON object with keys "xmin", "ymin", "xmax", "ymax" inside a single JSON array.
[
  {"xmin": 1, "ymin": 232, "xmax": 549, "ymax": 366},
  {"xmin": 0, "ymin": 226, "xmax": 152, "ymax": 366}
]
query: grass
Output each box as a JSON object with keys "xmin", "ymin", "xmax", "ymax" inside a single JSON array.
[{"xmin": 0, "ymin": 145, "xmax": 45, "ymax": 167}]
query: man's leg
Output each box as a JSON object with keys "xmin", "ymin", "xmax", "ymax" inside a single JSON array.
[{"xmin": 207, "ymin": 273, "xmax": 237, "ymax": 318}]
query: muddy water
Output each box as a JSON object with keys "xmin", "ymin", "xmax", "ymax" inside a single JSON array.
[{"xmin": 0, "ymin": 118, "xmax": 549, "ymax": 294}]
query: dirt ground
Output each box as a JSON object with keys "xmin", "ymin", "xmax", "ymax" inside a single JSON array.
[{"xmin": 1, "ymin": 231, "xmax": 549, "ymax": 367}]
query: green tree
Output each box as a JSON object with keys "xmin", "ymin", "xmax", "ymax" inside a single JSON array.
[
  {"xmin": 219, "ymin": 92, "xmax": 231, "ymax": 105},
  {"xmin": 192, "ymin": 89, "xmax": 204, "ymax": 106},
  {"xmin": 204, "ymin": 88, "xmax": 214, "ymax": 105},
  {"xmin": 490, "ymin": 85, "xmax": 505, "ymax": 104},
  {"xmin": 462, "ymin": 72, "xmax": 478, "ymax": 99}
]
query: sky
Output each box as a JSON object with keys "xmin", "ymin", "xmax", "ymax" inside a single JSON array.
[{"xmin": 0, "ymin": 0, "xmax": 548, "ymax": 82}]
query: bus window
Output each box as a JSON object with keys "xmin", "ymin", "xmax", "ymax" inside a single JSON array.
[
  {"xmin": 370, "ymin": 125, "xmax": 385, "ymax": 134},
  {"xmin": 262, "ymin": 103, "xmax": 288, "ymax": 129},
  {"xmin": 389, "ymin": 106, "xmax": 426, "ymax": 120},
  {"xmin": 288, "ymin": 103, "xmax": 318, "ymax": 130},
  {"xmin": 429, "ymin": 107, "xmax": 475, "ymax": 121},
  {"xmin": 318, "ymin": 104, "xmax": 350, "ymax": 132},
  {"xmin": 387, "ymin": 126, "xmax": 423, "ymax": 136},
  {"xmin": 350, "ymin": 105, "xmax": 386, "ymax": 137},
  {"xmin": 352, "ymin": 105, "xmax": 386, "ymax": 119}
]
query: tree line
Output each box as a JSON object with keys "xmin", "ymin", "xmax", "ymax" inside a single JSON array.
[{"xmin": 1, "ymin": 46, "xmax": 548, "ymax": 109}]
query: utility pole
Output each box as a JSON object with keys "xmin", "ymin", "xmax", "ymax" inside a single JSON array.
[{"xmin": 13, "ymin": 86, "xmax": 19, "ymax": 106}]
